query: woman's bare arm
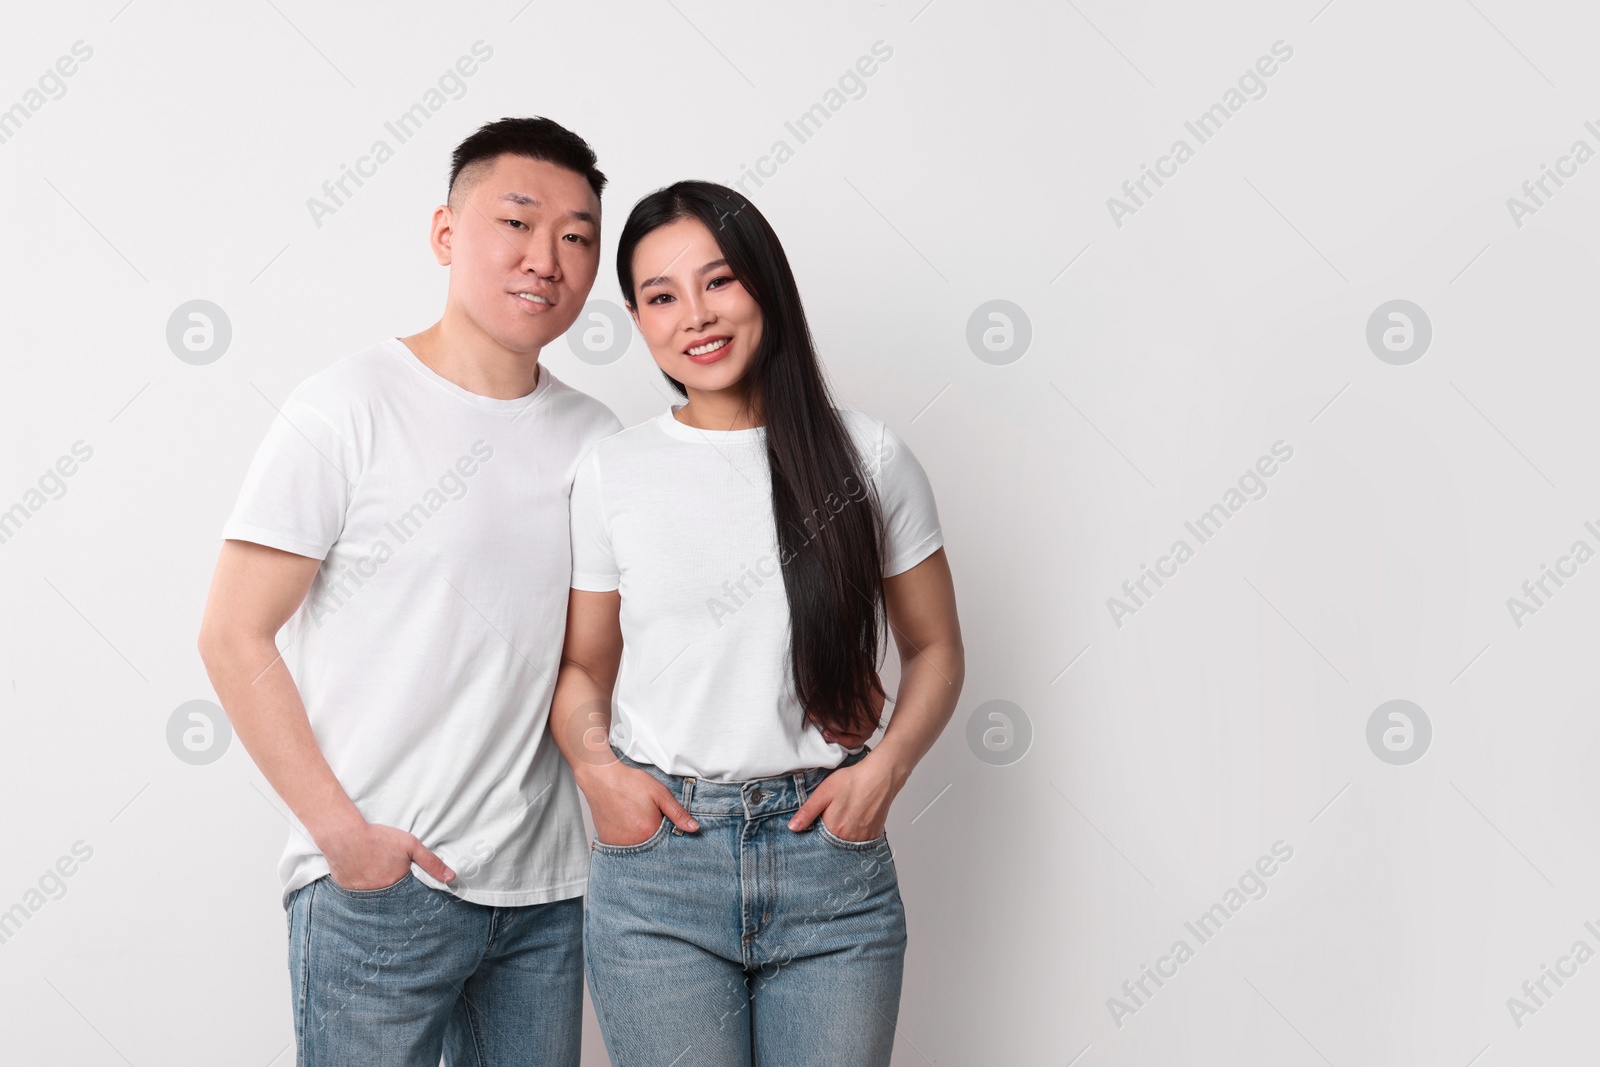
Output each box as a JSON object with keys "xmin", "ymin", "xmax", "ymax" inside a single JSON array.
[{"xmin": 788, "ymin": 547, "xmax": 965, "ymax": 837}]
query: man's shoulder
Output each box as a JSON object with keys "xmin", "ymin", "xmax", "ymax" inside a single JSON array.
[
  {"xmin": 536, "ymin": 367, "xmax": 623, "ymax": 437},
  {"xmin": 280, "ymin": 338, "xmax": 404, "ymax": 418}
]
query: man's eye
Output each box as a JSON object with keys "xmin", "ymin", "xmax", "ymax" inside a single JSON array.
[
  {"xmin": 504, "ymin": 218, "xmax": 527, "ymax": 229},
  {"xmin": 564, "ymin": 234, "xmax": 591, "ymax": 245}
]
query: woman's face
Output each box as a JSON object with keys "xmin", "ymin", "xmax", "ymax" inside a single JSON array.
[{"xmin": 628, "ymin": 216, "xmax": 763, "ymax": 396}]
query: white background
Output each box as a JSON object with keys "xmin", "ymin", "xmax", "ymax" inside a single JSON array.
[{"xmin": 3, "ymin": 1, "xmax": 1598, "ymax": 1064}]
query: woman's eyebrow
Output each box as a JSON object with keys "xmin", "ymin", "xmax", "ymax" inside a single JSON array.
[{"xmin": 639, "ymin": 258, "xmax": 729, "ymax": 290}]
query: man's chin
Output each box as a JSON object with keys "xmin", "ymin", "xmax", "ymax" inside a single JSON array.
[
  {"xmin": 492, "ymin": 314, "xmax": 578, "ymax": 357},
  {"xmin": 518, "ymin": 306, "xmax": 585, "ymax": 352}
]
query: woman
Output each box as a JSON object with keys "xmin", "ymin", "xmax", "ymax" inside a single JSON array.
[{"xmin": 550, "ymin": 180, "xmax": 964, "ymax": 1066}]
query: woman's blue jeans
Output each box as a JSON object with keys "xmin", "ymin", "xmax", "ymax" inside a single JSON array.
[{"xmin": 584, "ymin": 746, "xmax": 908, "ymax": 1066}]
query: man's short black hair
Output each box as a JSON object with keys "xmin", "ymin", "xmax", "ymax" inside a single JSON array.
[{"xmin": 447, "ymin": 116, "xmax": 606, "ymax": 211}]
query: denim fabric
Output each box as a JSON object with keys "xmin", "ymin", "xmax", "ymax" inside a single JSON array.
[
  {"xmin": 285, "ymin": 872, "xmax": 582, "ymax": 1065},
  {"xmin": 584, "ymin": 747, "xmax": 907, "ymax": 1066}
]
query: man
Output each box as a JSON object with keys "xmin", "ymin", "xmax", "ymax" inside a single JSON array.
[{"xmin": 197, "ymin": 116, "xmax": 620, "ymax": 1066}]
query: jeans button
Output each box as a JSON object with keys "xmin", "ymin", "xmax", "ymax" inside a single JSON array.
[{"xmin": 750, "ymin": 788, "xmax": 766, "ymax": 802}]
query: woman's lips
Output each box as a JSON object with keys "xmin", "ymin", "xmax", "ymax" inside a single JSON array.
[{"xmin": 685, "ymin": 337, "xmax": 732, "ymax": 364}]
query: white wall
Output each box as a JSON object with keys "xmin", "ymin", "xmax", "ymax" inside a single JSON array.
[{"xmin": 2, "ymin": 0, "xmax": 1597, "ymax": 1063}]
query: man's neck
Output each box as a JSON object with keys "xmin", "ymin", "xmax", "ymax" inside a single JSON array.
[{"xmin": 400, "ymin": 318, "xmax": 541, "ymax": 401}]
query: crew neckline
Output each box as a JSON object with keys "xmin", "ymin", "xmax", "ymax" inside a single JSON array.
[
  {"xmin": 655, "ymin": 404, "xmax": 767, "ymax": 443},
  {"xmin": 385, "ymin": 336, "xmax": 553, "ymax": 414}
]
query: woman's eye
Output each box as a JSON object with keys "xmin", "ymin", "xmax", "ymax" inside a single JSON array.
[
  {"xmin": 646, "ymin": 293, "xmax": 673, "ymax": 305},
  {"xmin": 708, "ymin": 275, "xmax": 732, "ymax": 289}
]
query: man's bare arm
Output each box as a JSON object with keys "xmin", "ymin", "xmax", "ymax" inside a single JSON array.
[{"xmin": 197, "ymin": 539, "xmax": 455, "ymax": 888}]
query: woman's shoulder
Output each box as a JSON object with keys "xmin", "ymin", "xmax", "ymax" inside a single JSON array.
[
  {"xmin": 572, "ymin": 411, "xmax": 687, "ymax": 485},
  {"xmin": 834, "ymin": 408, "xmax": 913, "ymax": 479},
  {"xmin": 581, "ymin": 411, "xmax": 668, "ymax": 452},
  {"xmin": 833, "ymin": 407, "xmax": 885, "ymax": 435},
  {"xmin": 834, "ymin": 407, "xmax": 890, "ymax": 449}
]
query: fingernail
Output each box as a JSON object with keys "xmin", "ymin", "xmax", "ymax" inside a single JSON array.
[{"xmin": 687, "ymin": 820, "xmax": 699, "ymax": 831}]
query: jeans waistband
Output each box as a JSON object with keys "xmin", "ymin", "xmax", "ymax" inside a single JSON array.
[{"xmin": 609, "ymin": 745, "xmax": 870, "ymax": 819}]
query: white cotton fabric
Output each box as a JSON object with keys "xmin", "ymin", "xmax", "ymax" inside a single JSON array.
[
  {"xmin": 569, "ymin": 406, "xmax": 944, "ymax": 782},
  {"xmin": 223, "ymin": 337, "xmax": 621, "ymax": 906}
]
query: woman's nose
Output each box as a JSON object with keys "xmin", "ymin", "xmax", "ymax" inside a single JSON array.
[{"xmin": 681, "ymin": 294, "xmax": 713, "ymax": 329}]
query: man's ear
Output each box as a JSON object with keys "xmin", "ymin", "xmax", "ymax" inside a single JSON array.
[{"xmin": 429, "ymin": 204, "xmax": 455, "ymax": 267}]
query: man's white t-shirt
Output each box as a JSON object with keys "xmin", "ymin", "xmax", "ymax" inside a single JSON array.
[
  {"xmin": 222, "ymin": 337, "xmax": 620, "ymax": 906},
  {"xmin": 569, "ymin": 406, "xmax": 944, "ymax": 782}
]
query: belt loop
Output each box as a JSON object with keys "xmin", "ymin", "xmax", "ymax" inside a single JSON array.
[
  {"xmin": 680, "ymin": 776, "xmax": 696, "ymax": 809},
  {"xmin": 793, "ymin": 772, "xmax": 807, "ymax": 807}
]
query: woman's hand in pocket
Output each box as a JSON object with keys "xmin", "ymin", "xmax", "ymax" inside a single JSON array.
[
  {"xmin": 787, "ymin": 757, "xmax": 898, "ymax": 842},
  {"xmin": 578, "ymin": 761, "xmax": 699, "ymax": 846}
]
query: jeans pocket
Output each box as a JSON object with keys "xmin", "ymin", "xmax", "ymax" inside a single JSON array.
[
  {"xmin": 592, "ymin": 816, "xmax": 672, "ymax": 856},
  {"xmin": 816, "ymin": 819, "xmax": 888, "ymax": 851},
  {"xmin": 322, "ymin": 869, "xmax": 415, "ymax": 898}
]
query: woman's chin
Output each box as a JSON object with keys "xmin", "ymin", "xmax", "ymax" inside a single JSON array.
[{"xmin": 658, "ymin": 363, "xmax": 743, "ymax": 392}]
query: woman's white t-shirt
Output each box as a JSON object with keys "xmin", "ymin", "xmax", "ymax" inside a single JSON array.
[{"xmin": 569, "ymin": 405, "xmax": 944, "ymax": 782}]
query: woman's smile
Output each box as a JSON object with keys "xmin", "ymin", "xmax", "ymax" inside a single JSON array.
[{"xmin": 684, "ymin": 336, "xmax": 732, "ymax": 364}]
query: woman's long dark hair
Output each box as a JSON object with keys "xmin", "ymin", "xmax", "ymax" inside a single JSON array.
[{"xmin": 616, "ymin": 181, "xmax": 887, "ymax": 737}]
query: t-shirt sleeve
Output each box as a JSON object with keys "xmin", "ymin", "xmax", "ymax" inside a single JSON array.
[
  {"xmin": 871, "ymin": 422, "xmax": 944, "ymax": 577},
  {"xmin": 221, "ymin": 390, "xmax": 359, "ymax": 561},
  {"xmin": 569, "ymin": 445, "xmax": 620, "ymax": 592}
]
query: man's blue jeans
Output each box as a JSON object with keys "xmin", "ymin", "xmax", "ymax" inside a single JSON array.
[
  {"xmin": 584, "ymin": 747, "xmax": 908, "ymax": 1066},
  {"xmin": 285, "ymin": 872, "xmax": 582, "ymax": 1066}
]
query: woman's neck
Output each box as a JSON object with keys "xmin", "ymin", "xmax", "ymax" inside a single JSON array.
[{"xmin": 674, "ymin": 387, "xmax": 764, "ymax": 431}]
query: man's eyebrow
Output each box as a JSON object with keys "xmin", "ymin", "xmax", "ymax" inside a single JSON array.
[
  {"xmin": 498, "ymin": 192, "xmax": 597, "ymax": 226},
  {"xmin": 638, "ymin": 258, "xmax": 729, "ymax": 290}
]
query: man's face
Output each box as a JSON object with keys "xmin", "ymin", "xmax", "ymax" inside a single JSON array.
[{"xmin": 436, "ymin": 154, "xmax": 601, "ymax": 353}]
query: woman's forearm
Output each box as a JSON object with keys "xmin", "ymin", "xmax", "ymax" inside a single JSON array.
[
  {"xmin": 549, "ymin": 659, "xmax": 615, "ymax": 785},
  {"xmin": 866, "ymin": 637, "xmax": 965, "ymax": 792}
]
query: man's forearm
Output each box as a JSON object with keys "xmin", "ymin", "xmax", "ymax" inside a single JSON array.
[{"xmin": 201, "ymin": 633, "xmax": 364, "ymax": 846}]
